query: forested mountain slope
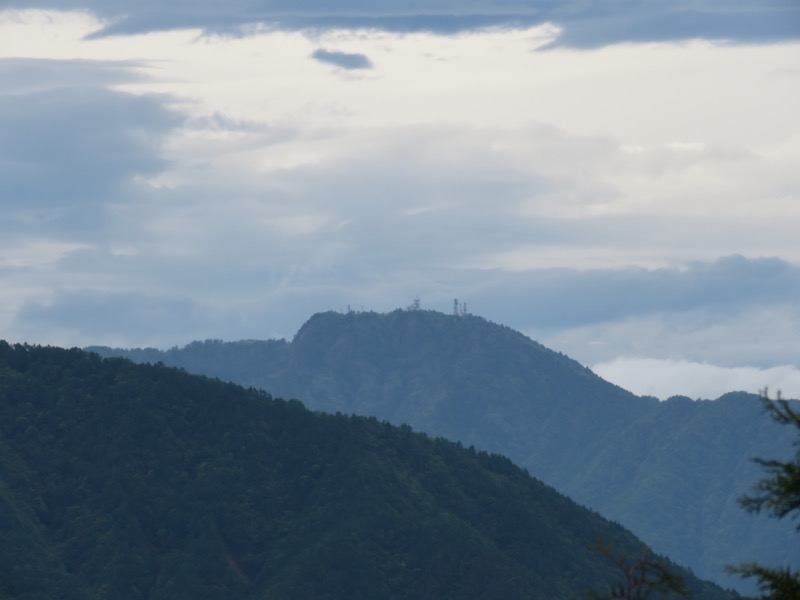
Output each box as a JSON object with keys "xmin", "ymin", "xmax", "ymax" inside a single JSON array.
[
  {"xmin": 0, "ymin": 341, "xmax": 732, "ymax": 599},
  {"xmin": 91, "ymin": 309, "xmax": 799, "ymax": 592}
]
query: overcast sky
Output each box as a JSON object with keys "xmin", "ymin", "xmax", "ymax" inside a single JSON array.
[{"xmin": 2, "ymin": 1, "xmax": 799, "ymax": 400}]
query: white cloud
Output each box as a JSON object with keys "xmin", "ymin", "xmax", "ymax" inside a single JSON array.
[
  {"xmin": 592, "ymin": 358, "xmax": 800, "ymax": 401},
  {"xmin": 0, "ymin": 239, "xmax": 89, "ymax": 268},
  {"xmin": 0, "ymin": 9, "xmax": 105, "ymax": 58}
]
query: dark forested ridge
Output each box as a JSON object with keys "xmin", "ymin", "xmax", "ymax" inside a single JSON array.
[
  {"xmin": 0, "ymin": 341, "xmax": 732, "ymax": 599},
  {"xmin": 90, "ymin": 309, "xmax": 799, "ymax": 593}
]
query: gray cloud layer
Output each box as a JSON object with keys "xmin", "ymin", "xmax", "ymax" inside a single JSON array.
[
  {"xmin": 0, "ymin": 59, "xmax": 181, "ymax": 236},
  {"xmin": 9, "ymin": 237, "xmax": 800, "ymax": 368},
  {"xmin": 3, "ymin": 0, "xmax": 798, "ymax": 46},
  {"xmin": 466, "ymin": 255, "xmax": 800, "ymax": 331}
]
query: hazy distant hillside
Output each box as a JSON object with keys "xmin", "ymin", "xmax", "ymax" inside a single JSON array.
[
  {"xmin": 0, "ymin": 341, "xmax": 733, "ymax": 599},
  {"xmin": 91, "ymin": 309, "xmax": 799, "ymax": 592}
]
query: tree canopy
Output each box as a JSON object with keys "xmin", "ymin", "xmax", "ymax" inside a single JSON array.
[
  {"xmin": 0, "ymin": 341, "xmax": 733, "ymax": 599},
  {"xmin": 729, "ymin": 392, "xmax": 800, "ymax": 599}
]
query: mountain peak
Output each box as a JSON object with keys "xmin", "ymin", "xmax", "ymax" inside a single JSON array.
[{"xmin": 86, "ymin": 312, "xmax": 798, "ymax": 593}]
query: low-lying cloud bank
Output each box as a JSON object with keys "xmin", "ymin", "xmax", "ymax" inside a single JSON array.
[{"xmin": 592, "ymin": 358, "xmax": 800, "ymax": 401}]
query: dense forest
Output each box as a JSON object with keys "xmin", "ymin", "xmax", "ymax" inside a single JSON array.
[
  {"xmin": 0, "ymin": 341, "xmax": 734, "ymax": 599},
  {"xmin": 90, "ymin": 309, "xmax": 799, "ymax": 593}
]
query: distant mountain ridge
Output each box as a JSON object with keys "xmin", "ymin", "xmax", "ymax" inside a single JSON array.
[
  {"xmin": 89, "ymin": 309, "xmax": 799, "ymax": 593},
  {"xmin": 0, "ymin": 341, "xmax": 733, "ymax": 599}
]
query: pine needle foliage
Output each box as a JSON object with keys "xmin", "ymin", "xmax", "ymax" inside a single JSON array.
[{"xmin": 728, "ymin": 391, "xmax": 800, "ymax": 599}]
